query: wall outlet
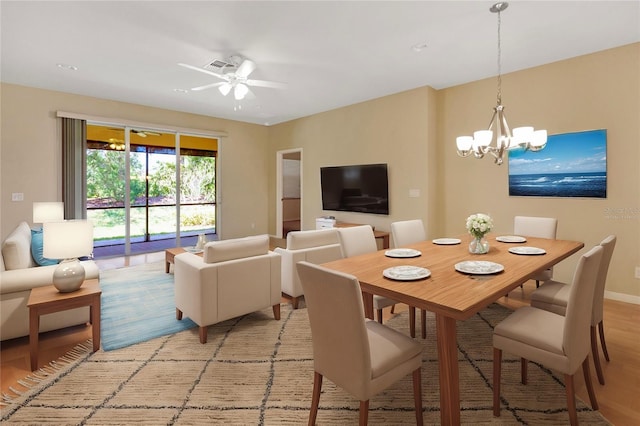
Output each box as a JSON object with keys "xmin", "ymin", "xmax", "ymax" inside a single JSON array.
[
  {"xmin": 11, "ymin": 192, "xmax": 24, "ymax": 201},
  {"xmin": 635, "ymin": 266, "xmax": 640, "ymax": 279}
]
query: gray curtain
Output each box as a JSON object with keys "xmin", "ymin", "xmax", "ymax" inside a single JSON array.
[{"xmin": 61, "ymin": 117, "xmax": 87, "ymax": 219}]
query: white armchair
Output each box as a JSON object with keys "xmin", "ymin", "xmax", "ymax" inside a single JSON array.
[
  {"xmin": 174, "ymin": 234, "xmax": 281, "ymax": 343},
  {"xmin": 274, "ymin": 229, "xmax": 343, "ymax": 308}
]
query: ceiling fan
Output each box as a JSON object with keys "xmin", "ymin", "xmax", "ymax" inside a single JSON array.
[
  {"xmin": 107, "ymin": 128, "xmax": 161, "ymax": 138},
  {"xmin": 178, "ymin": 56, "xmax": 286, "ymax": 100}
]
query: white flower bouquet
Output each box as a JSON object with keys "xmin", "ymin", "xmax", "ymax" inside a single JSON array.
[{"xmin": 466, "ymin": 213, "xmax": 493, "ymax": 239}]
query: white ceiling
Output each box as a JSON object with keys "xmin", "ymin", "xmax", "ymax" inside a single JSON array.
[{"xmin": 2, "ymin": 1, "xmax": 639, "ymax": 126}]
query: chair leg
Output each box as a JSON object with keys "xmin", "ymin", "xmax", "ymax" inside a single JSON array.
[
  {"xmin": 591, "ymin": 325, "xmax": 605, "ymax": 385},
  {"xmin": 565, "ymin": 373, "xmax": 578, "ymax": 426},
  {"xmin": 309, "ymin": 371, "xmax": 322, "ymax": 426},
  {"xmin": 582, "ymin": 357, "xmax": 599, "ymax": 410},
  {"xmin": 376, "ymin": 309, "xmax": 383, "ymax": 324},
  {"xmin": 535, "ymin": 279, "xmax": 540, "ymax": 288},
  {"xmin": 520, "ymin": 358, "xmax": 528, "ymax": 385},
  {"xmin": 421, "ymin": 309, "xmax": 427, "ymax": 339},
  {"xmin": 292, "ymin": 296, "xmax": 299, "ymax": 309},
  {"xmin": 390, "ymin": 304, "xmax": 395, "ymax": 314},
  {"xmin": 409, "ymin": 306, "xmax": 416, "ymax": 338},
  {"xmin": 598, "ymin": 320, "xmax": 610, "ymax": 362},
  {"xmin": 493, "ymin": 347, "xmax": 502, "ymax": 417},
  {"xmin": 412, "ymin": 367, "xmax": 424, "ymax": 426},
  {"xmin": 358, "ymin": 400, "xmax": 369, "ymax": 426},
  {"xmin": 273, "ymin": 303, "xmax": 281, "ymax": 320},
  {"xmin": 199, "ymin": 326, "xmax": 207, "ymax": 344},
  {"xmin": 176, "ymin": 308, "xmax": 183, "ymax": 320}
]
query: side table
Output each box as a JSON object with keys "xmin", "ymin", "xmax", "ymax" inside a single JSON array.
[{"xmin": 27, "ymin": 279, "xmax": 101, "ymax": 371}]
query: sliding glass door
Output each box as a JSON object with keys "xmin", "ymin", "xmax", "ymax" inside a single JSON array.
[{"xmin": 86, "ymin": 125, "xmax": 217, "ymax": 255}]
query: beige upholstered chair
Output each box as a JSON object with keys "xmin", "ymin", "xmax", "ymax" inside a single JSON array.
[
  {"xmin": 174, "ymin": 234, "xmax": 281, "ymax": 343},
  {"xmin": 336, "ymin": 225, "xmax": 397, "ymax": 322},
  {"xmin": 514, "ymin": 216, "xmax": 558, "ymax": 287},
  {"xmin": 274, "ymin": 229, "xmax": 343, "ymax": 308},
  {"xmin": 390, "ymin": 219, "xmax": 428, "ymax": 339},
  {"xmin": 296, "ymin": 261, "xmax": 424, "ymax": 425},
  {"xmin": 493, "ymin": 245, "xmax": 603, "ymax": 426},
  {"xmin": 530, "ymin": 235, "xmax": 616, "ymax": 385}
]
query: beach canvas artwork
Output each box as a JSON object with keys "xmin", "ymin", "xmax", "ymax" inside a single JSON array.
[{"xmin": 508, "ymin": 129, "xmax": 607, "ymax": 198}]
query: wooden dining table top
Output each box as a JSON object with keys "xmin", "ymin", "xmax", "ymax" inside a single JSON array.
[{"xmin": 322, "ymin": 234, "xmax": 584, "ymax": 321}]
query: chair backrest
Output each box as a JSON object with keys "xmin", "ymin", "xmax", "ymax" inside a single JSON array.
[
  {"xmin": 563, "ymin": 245, "xmax": 603, "ymax": 367},
  {"xmin": 513, "ymin": 216, "xmax": 558, "ymax": 239},
  {"xmin": 390, "ymin": 219, "xmax": 426, "ymax": 247},
  {"xmin": 336, "ymin": 225, "xmax": 377, "ymax": 257},
  {"xmin": 203, "ymin": 234, "xmax": 269, "ymax": 263},
  {"xmin": 592, "ymin": 235, "xmax": 616, "ymax": 325},
  {"xmin": 295, "ymin": 261, "xmax": 371, "ymax": 393},
  {"xmin": 286, "ymin": 228, "xmax": 339, "ymax": 250}
]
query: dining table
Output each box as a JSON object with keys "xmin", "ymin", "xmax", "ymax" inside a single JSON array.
[{"xmin": 321, "ymin": 233, "xmax": 584, "ymax": 426}]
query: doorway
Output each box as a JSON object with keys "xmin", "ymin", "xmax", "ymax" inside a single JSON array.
[{"xmin": 276, "ymin": 149, "xmax": 302, "ymax": 238}]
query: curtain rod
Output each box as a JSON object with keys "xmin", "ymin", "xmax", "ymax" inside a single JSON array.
[{"xmin": 56, "ymin": 111, "xmax": 228, "ymax": 138}]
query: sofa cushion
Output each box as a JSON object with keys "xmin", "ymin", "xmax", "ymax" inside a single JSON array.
[
  {"xmin": 287, "ymin": 229, "xmax": 339, "ymax": 250},
  {"xmin": 204, "ymin": 234, "xmax": 269, "ymax": 264},
  {"xmin": 30, "ymin": 228, "xmax": 60, "ymax": 266},
  {"xmin": 1, "ymin": 222, "xmax": 35, "ymax": 270}
]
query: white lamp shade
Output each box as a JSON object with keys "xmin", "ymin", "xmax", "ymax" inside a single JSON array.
[
  {"xmin": 456, "ymin": 136, "xmax": 473, "ymax": 151},
  {"xmin": 234, "ymin": 83, "xmax": 249, "ymax": 100},
  {"xmin": 43, "ymin": 220, "xmax": 94, "ymax": 259},
  {"xmin": 531, "ymin": 129, "xmax": 548, "ymax": 147},
  {"xmin": 33, "ymin": 202, "xmax": 64, "ymax": 223},
  {"xmin": 218, "ymin": 83, "xmax": 232, "ymax": 96},
  {"xmin": 473, "ymin": 130, "xmax": 493, "ymax": 147}
]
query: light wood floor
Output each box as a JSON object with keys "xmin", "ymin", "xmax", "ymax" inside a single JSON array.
[{"xmin": 1, "ymin": 253, "xmax": 638, "ymax": 425}]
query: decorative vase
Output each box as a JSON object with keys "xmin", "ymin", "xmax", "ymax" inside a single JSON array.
[
  {"xmin": 469, "ymin": 236, "xmax": 489, "ymax": 254},
  {"xmin": 195, "ymin": 234, "xmax": 207, "ymax": 250}
]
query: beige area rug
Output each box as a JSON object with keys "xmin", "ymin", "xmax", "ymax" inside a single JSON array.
[{"xmin": 1, "ymin": 303, "xmax": 610, "ymax": 425}]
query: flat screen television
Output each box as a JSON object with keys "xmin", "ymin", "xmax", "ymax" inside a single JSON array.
[{"xmin": 320, "ymin": 163, "xmax": 389, "ymax": 215}]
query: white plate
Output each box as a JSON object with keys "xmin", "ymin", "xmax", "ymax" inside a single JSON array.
[
  {"xmin": 496, "ymin": 235, "xmax": 527, "ymax": 243},
  {"xmin": 383, "ymin": 265, "xmax": 431, "ymax": 281},
  {"xmin": 433, "ymin": 238, "xmax": 462, "ymax": 245},
  {"xmin": 508, "ymin": 246, "xmax": 546, "ymax": 255},
  {"xmin": 455, "ymin": 260, "xmax": 504, "ymax": 275},
  {"xmin": 184, "ymin": 246, "xmax": 203, "ymax": 254},
  {"xmin": 385, "ymin": 248, "xmax": 422, "ymax": 258}
]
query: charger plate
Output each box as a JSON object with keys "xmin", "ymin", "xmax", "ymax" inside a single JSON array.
[
  {"xmin": 383, "ymin": 265, "xmax": 431, "ymax": 281},
  {"xmin": 509, "ymin": 246, "xmax": 546, "ymax": 255},
  {"xmin": 455, "ymin": 260, "xmax": 504, "ymax": 275},
  {"xmin": 385, "ymin": 248, "xmax": 422, "ymax": 258}
]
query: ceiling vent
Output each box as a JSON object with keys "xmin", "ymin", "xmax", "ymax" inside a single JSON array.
[{"xmin": 203, "ymin": 59, "xmax": 236, "ymax": 72}]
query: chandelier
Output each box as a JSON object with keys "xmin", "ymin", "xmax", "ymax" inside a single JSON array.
[{"xmin": 456, "ymin": 2, "xmax": 547, "ymax": 165}]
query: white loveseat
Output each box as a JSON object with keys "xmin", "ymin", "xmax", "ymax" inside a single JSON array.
[
  {"xmin": 1, "ymin": 221, "xmax": 100, "ymax": 341},
  {"xmin": 174, "ymin": 234, "xmax": 281, "ymax": 344},
  {"xmin": 274, "ymin": 229, "xmax": 343, "ymax": 308}
]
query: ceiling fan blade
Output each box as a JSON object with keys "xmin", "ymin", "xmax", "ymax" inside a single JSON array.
[
  {"xmin": 246, "ymin": 79, "xmax": 287, "ymax": 89},
  {"xmin": 177, "ymin": 62, "xmax": 226, "ymax": 80},
  {"xmin": 235, "ymin": 59, "xmax": 256, "ymax": 78},
  {"xmin": 191, "ymin": 82, "xmax": 226, "ymax": 91}
]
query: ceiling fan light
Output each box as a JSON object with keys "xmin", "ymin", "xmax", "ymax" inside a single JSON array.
[
  {"xmin": 234, "ymin": 83, "xmax": 249, "ymax": 100},
  {"xmin": 218, "ymin": 83, "xmax": 232, "ymax": 96}
]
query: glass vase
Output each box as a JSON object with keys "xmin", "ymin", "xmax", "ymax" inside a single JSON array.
[{"xmin": 469, "ymin": 235, "xmax": 489, "ymax": 254}]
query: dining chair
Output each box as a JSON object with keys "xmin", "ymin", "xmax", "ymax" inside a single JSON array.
[
  {"xmin": 493, "ymin": 245, "xmax": 603, "ymax": 426},
  {"xmin": 530, "ymin": 235, "xmax": 616, "ymax": 385},
  {"xmin": 336, "ymin": 225, "xmax": 397, "ymax": 323},
  {"xmin": 513, "ymin": 215, "xmax": 558, "ymax": 287},
  {"xmin": 390, "ymin": 219, "xmax": 428, "ymax": 339},
  {"xmin": 296, "ymin": 261, "xmax": 424, "ymax": 425}
]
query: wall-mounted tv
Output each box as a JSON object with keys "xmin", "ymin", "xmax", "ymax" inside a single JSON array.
[{"xmin": 320, "ymin": 163, "xmax": 389, "ymax": 215}]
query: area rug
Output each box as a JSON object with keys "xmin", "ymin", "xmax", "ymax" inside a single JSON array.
[
  {"xmin": 99, "ymin": 262, "xmax": 196, "ymax": 351},
  {"xmin": 1, "ymin": 304, "xmax": 610, "ymax": 425}
]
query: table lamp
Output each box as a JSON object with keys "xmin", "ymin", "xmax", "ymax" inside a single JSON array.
[
  {"xmin": 33, "ymin": 202, "xmax": 64, "ymax": 225},
  {"xmin": 43, "ymin": 220, "xmax": 94, "ymax": 293}
]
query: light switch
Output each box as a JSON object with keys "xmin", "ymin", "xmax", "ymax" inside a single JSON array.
[
  {"xmin": 11, "ymin": 193, "xmax": 24, "ymax": 201},
  {"xmin": 409, "ymin": 189, "xmax": 420, "ymax": 198}
]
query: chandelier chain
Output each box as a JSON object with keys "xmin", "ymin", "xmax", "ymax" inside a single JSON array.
[{"xmin": 496, "ymin": 9, "xmax": 502, "ymax": 106}]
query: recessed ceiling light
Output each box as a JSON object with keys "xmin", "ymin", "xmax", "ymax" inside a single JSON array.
[
  {"xmin": 411, "ymin": 43, "xmax": 428, "ymax": 52},
  {"xmin": 56, "ymin": 63, "xmax": 78, "ymax": 71},
  {"xmin": 173, "ymin": 88, "xmax": 189, "ymax": 93}
]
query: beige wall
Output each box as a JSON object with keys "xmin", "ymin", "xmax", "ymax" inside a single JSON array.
[
  {"xmin": 268, "ymin": 43, "xmax": 640, "ymax": 302},
  {"xmin": 0, "ymin": 83, "xmax": 269, "ymax": 241}
]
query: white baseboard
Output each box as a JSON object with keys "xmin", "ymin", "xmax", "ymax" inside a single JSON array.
[{"xmin": 604, "ymin": 290, "xmax": 640, "ymax": 305}]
